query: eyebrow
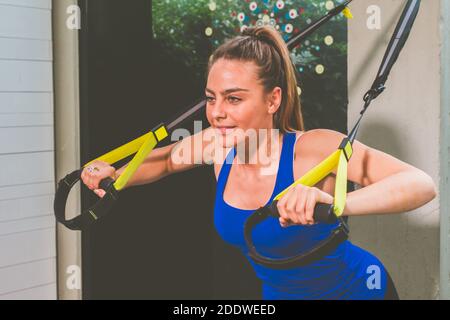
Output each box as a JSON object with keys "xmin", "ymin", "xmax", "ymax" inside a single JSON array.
[{"xmin": 205, "ymin": 87, "xmax": 249, "ymax": 95}]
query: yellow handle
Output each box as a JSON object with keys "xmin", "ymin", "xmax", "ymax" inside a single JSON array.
[
  {"xmin": 83, "ymin": 125, "xmax": 169, "ymax": 191},
  {"xmin": 273, "ymin": 139, "xmax": 353, "ymax": 218}
]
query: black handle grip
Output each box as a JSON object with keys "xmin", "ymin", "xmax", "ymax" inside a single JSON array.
[
  {"xmin": 99, "ymin": 177, "xmax": 115, "ymax": 191},
  {"xmin": 267, "ymin": 200, "xmax": 338, "ymax": 224},
  {"xmin": 54, "ymin": 170, "xmax": 119, "ymax": 231}
]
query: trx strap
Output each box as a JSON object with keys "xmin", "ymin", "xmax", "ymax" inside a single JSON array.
[
  {"xmin": 54, "ymin": 1, "xmax": 354, "ymax": 231},
  {"xmin": 244, "ymin": 0, "xmax": 421, "ymax": 269},
  {"xmin": 54, "ymin": 122, "xmax": 169, "ymax": 230}
]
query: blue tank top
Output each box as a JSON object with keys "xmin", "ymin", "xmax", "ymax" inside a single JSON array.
[{"xmin": 214, "ymin": 132, "xmax": 388, "ymax": 299}]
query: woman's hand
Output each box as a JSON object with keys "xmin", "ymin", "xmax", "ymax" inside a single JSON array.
[
  {"xmin": 80, "ymin": 160, "xmax": 116, "ymax": 198},
  {"xmin": 276, "ymin": 184, "xmax": 334, "ymax": 227}
]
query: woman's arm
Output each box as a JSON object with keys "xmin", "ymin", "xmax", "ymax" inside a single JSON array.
[
  {"xmin": 81, "ymin": 127, "xmax": 217, "ymax": 195},
  {"xmin": 115, "ymin": 126, "xmax": 216, "ymax": 188},
  {"xmin": 277, "ymin": 129, "xmax": 437, "ymax": 227},
  {"xmin": 306, "ymin": 129, "xmax": 437, "ymax": 216}
]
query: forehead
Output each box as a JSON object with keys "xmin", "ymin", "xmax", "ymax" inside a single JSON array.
[{"xmin": 207, "ymin": 59, "xmax": 260, "ymax": 90}]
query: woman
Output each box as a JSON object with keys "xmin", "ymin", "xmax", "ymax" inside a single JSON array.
[{"xmin": 81, "ymin": 26, "xmax": 437, "ymax": 299}]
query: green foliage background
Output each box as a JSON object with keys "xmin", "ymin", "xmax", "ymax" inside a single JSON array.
[{"xmin": 152, "ymin": 0, "xmax": 348, "ymax": 132}]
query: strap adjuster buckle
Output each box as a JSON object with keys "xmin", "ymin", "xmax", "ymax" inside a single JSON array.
[
  {"xmin": 337, "ymin": 217, "xmax": 350, "ymax": 235},
  {"xmin": 338, "ymin": 137, "xmax": 353, "ymax": 162}
]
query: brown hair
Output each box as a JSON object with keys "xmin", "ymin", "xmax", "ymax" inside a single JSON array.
[{"xmin": 207, "ymin": 25, "xmax": 304, "ymax": 133}]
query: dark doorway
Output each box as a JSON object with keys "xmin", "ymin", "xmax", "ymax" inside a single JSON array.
[{"xmin": 78, "ymin": 0, "xmax": 261, "ymax": 299}]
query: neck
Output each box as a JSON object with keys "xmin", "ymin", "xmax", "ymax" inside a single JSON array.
[{"xmin": 234, "ymin": 128, "xmax": 283, "ymax": 172}]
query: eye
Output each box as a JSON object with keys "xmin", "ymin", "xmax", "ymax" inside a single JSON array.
[
  {"xmin": 227, "ymin": 96, "xmax": 241, "ymax": 103},
  {"xmin": 205, "ymin": 95, "xmax": 215, "ymax": 103}
]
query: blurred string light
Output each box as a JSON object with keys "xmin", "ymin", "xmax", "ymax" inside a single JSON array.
[
  {"xmin": 205, "ymin": 27, "xmax": 213, "ymax": 36},
  {"xmin": 315, "ymin": 64, "xmax": 325, "ymax": 74},
  {"xmin": 325, "ymin": 1, "xmax": 335, "ymax": 10},
  {"xmin": 153, "ymin": 0, "xmax": 347, "ymax": 77},
  {"xmin": 210, "ymin": 0, "xmax": 346, "ymax": 75}
]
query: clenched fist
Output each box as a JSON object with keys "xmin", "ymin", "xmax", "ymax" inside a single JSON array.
[
  {"xmin": 276, "ymin": 184, "xmax": 334, "ymax": 227},
  {"xmin": 80, "ymin": 160, "xmax": 116, "ymax": 198}
]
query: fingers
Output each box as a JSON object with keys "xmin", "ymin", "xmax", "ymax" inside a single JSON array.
[
  {"xmin": 80, "ymin": 161, "xmax": 116, "ymax": 192},
  {"xmin": 304, "ymin": 192, "xmax": 316, "ymax": 225},
  {"xmin": 286, "ymin": 188, "xmax": 300, "ymax": 224},
  {"xmin": 93, "ymin": 189, "xmax": 106, "ymax": 198},
  {"xmin": 278, "ymin": 216, "xmax": 290, "ymax": 228},
  {"xmin": 277, "ymin": 187, "xmax": 294, "ymax": 227},
  {"xmin": 277, "ymin": 185, "xmax": 325, "ymax": 227},
  {"xmin": 295, "ymin": 189, "xmax": 308, "ymax": 225}
]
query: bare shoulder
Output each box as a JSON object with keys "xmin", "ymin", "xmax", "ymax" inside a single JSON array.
[
  {"xmin": 294, "ymin": 128, "xmax": 346, "ymax": 163},
  {"xmin": 291, "ymin": 129, "xmax": 346, "ymax": 194}
]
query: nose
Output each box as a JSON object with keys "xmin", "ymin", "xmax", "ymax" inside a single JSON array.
[{"xmin": 210, "ymin": 99, "xmax": 226, "ymax": 120}]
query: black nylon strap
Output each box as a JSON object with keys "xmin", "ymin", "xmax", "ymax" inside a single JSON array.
[
  {"xmin": 365, "ymin": 0, "xmax": 421, "ymax": 102},
  {"xmin": 54, "ymin": 169, "xmax": 118, "ymax": 230},
  {"xmin": 244, "ymin": 207, "xmax": 349, "ymax": 269}
]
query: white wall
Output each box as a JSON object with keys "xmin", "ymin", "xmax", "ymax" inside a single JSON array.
[
  {"xmin": 0, "ymin": 0, "xmax": 56, "ymax": 299},
  {"xmin": 439, "ymin": 0, "xmax": 450, "ymax": 300},
  {"xmin": 347, "ymin": 0, "xmax": 441, "ymax": 299}
]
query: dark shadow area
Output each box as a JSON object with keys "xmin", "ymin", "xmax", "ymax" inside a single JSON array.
[{"xmin": 79, "ymin": 0, "xmax": 261, "ymax": 299}]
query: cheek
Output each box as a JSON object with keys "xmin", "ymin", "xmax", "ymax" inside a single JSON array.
[
  {"xmin": 229, "ymin": 107, "xmax": 245, "ymax": 121},
  {"xmin": 234, "ymin": 100, "xmax": 260, "ymax": 119},
  {"xmin": 239, "ymin": 102, "xmax": 268, "ymax": 126},
  {"xmin": 205, "ymin": 105, "xmax": 213, "ymax": 123}
]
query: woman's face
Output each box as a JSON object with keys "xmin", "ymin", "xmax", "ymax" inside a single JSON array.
[{"xmin": 205, "ymin": 58, "xmax": 281, "ymax": 148}]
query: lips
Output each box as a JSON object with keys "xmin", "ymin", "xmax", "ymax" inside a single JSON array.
[{"xmin": 215, "ymin": 126, "xmax": 236, "ymax": 135}]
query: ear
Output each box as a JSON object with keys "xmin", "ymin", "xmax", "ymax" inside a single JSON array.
[{"xmin": 267, "ymin": 87, "xmax": 282, "ymax": 115}]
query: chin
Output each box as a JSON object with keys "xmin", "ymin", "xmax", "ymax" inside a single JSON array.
[{"xmin": 213, "ymin": 128, "xmax": 245, "ymax": 149}]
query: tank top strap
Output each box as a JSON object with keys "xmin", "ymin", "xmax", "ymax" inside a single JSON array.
[
  {"xmin": 270, "ymin": 131, "xmax": 297, "ymax": 198},
  {"xmin": 216, "ymin": 147, "xmax": 236, "ymax": 191}
]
